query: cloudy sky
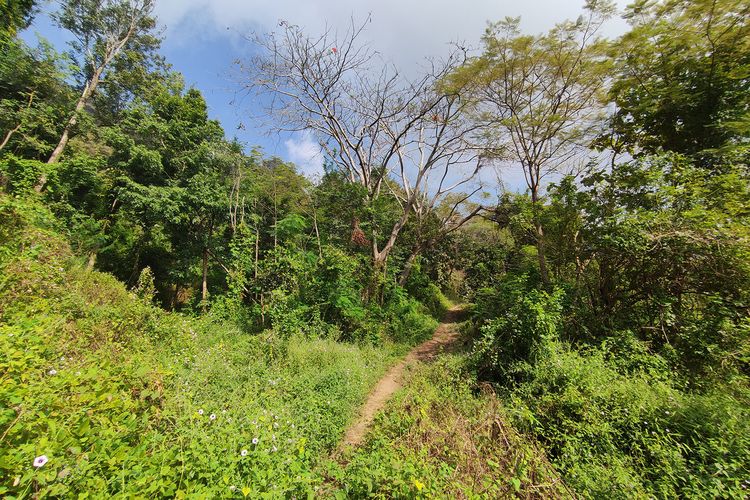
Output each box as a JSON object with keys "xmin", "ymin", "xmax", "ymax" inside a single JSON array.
[{"xmin": 25, "ymin": 0, "xmax": 631, "ymax": 186}]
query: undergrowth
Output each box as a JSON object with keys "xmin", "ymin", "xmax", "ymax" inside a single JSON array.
[
  {"xmin": 0, "ymin": 194, "xmax": 439, "ymax": 497},
  {"xmin": 470, "ymin": 277, "xmax": 750, "ymax": 499}
]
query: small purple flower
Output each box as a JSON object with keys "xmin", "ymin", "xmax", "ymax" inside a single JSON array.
[
  {"xmin": 240, "ymin": 449, "xmax": 248, "ymax": 456},
  {"xmin": 210, "ymin": 414, "xmax": 216, "ymax": 421},
  {"xmin": 252, "ymin": 437, "xmax": 259, "ymax": 445},
  {"xmin": 197, "ymin": 409, "xmax": 204, "ymax": 415},
  {"xmin": 33, "ymin": 455, "xmax": 48, "ymax": 468}
]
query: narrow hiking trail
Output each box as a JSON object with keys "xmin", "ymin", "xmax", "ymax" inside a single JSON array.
[{"xmin": 339, "ymin": 306, "xmax": 466, "ymax": 449}]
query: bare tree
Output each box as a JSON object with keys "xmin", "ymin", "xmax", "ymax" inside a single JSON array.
[
  {"xmin": 455, "ymin": 1, "xmax": 614, "ymax": 284},
  {"xmin": 397, "ymin": 188, "xmax": 484, "ymax": 286},
  {"xmin": 39, "ymin": 0, "xmax": 159, "ymax": 191},
  {"xmin": 240, "ymin": 18, "xmax": 485, "ymax": 273}
]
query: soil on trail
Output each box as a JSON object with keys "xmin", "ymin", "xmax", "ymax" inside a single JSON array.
[{"xmin": 339, "ymin": 306, "xmax": 466, "ymax": 449}]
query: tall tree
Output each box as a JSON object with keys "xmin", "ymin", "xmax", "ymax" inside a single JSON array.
[
  {"xmin": 608, "ymin": 0, "xmax": 750, "ymax": 155},
  {"xmin": 39, "ymin": 0, "xmax": 160, "ymax": 187},
  {"xmin": 98, "ymin": 77, "xmax": 228, "ymax": 307},
  {"xmin": 452, "ymin": 1, "xmax": 614, "ymax": 285},
  {"xmin": 241, "ymin": 19, "xmax": 484, "ymax": 274}
]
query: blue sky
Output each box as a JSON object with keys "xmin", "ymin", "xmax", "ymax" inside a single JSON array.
[{"xmin": 22, "ymin": 0, "xmax": 630, "ymax": 189}]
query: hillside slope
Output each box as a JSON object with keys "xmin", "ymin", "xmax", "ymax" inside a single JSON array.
[{"xmin": 0, "ymin": 195, "xmax": 416, "ymax": 497}]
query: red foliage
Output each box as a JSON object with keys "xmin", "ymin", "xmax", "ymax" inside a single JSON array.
[{"xmin": 350, "ymin": 218, "xmax": 369, "ymax": 247}]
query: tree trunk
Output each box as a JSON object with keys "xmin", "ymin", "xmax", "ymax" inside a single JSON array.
[
  {"xmin": 530, "ymin": 184, "xmax": 550, "ymax": 286},
  {"xmin": 201, "ymin": 246, "xmax": 209, "ymax": 313},
  {"xmin": 39, "ymin": 68, "xmax": 102, "ymax": 191},
  {"xmin": 376, "ymin": 209, "xmax": 410, "ymax": 266},
  {"xmin": 172, "ymin": 283, "xmax": 180, "ymax": 310},
  {"xmin": 86, "ymin": 252, "xmax": 97, "ymax": 271},
  {"xmin": 1, "ymin": 92, "xmax": 34, "ymax": 152},
  {"xmin": 369, "ymin": 252, "xmax": 388, "ymax": 304},
  {"xmin": 312, "ymin": 207, "xmax": 322, "ymax": 259},
  {"xmin": 0, "ymin": 123, "xmax": 21, "ymax": 151},
  {"xmin": 272, "ymin": 179, "xmax": 278, "ymax": 251},
  {"xmin": 535, "ymin": 221, "xmax": 550, "ymax": 286},
  {"xmin": 254, "ymin": 224, "xmax": 259, "ymax": 279}
]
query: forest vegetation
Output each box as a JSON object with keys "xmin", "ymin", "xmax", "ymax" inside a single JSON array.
[{"xmin": 1, "ymin": 0, "xmax": 748, "ymax": 497}]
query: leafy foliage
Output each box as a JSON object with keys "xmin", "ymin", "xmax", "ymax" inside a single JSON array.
[{"xmin": 607, "ymin": 0, "xmax": 750, "ymax": 154}]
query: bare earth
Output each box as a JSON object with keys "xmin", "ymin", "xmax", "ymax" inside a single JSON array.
[{"xmin": 339, "ymin": 306, "xmax": 465, "ymax": 449}]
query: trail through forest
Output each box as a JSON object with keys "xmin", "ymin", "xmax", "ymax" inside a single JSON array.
[{"xmin": 338, "ymin": 306, "xmax": 466, "ymax": 449}]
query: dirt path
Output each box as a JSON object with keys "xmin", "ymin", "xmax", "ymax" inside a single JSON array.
[{"xmin": 338, "ymin": 306, "xmax": 466, "ymax": 449}]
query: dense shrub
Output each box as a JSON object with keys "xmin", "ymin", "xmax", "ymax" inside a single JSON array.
[
  {"xmin": 472, "ymin": 275, "xmax": 564, "ymax": 384},
  {"xmin": 0, "ymin": 155, "xmax": 48, "ymax": 193},
  {"xmin": 470, "ymin": 271, "xmax": 750, "ymax": 498},
  {"xmin": 506, "ymin": 343, "xmax": 750, "ymax": 498}
]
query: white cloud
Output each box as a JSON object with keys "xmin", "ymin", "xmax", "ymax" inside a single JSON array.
[
  {"xmin": 155, "ymin": 0, "xmax": 631, "ymax": 67},
  {"xmin": 285, "ymin": 131, "xmax": 324, "ymax": 179}
]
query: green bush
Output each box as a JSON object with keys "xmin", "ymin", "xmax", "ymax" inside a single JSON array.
[
  {"xmin": 380, "ymin": 285, "xmax": 438, "ymax": 346},
  {"xmin": 469, "ymin": 266, "xmax": 750, "ymax": 498},
  {"xmin": 0, "ymin": 155, "xmax": 48, "ymax": 193},
  {"xmin": 506, "ymin": 343, "xmax": 750, "ymax": 498},
  {"xmin": 472, "ymin": 276, "xmax": 564, "ymax": 384}
]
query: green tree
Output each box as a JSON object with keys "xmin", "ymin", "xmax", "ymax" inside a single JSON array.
[
  {"xmin": 0, "ymin": 37, "xmax": 73, "ymax": 158},
  {"xmin": 608, "ymin": 0, "xmax": 750, "ymax": 155},
  {"xmin": 0, "ymin": 0, "xmax": 36, "ymax": 38},
  {"xmin": 97, "ymin": 77, "xmax": 229, "ymax": 307},
  {"xmin": 41, "ymin": 0, "xmax": 160, "ymax": 179},
  {"xmin": 452, "ymin": 1, "xmax": 614, "ymax": 285}
]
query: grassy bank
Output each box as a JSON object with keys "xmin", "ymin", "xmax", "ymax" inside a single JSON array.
[{"xmin": 0, "ymin": 195, "xmax": 435, "ymax": 497}]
